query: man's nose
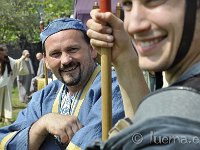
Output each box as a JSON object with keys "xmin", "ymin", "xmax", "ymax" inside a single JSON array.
[{"xmin": 61, "ymin": 53, "xmax": 72, "ymax": 65}]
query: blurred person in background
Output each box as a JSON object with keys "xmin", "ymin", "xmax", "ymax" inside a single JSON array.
[
  {"xmin": 29, "ymin": 52, "xmax": 54, "ymax": 95},
  {"xmin": 36, "ymin": 52, "xmax": 44, "ymax": 76},
  {"xmin": 0, "ymin": 45, "xmax": 29, "ymax": 123},
  {"xmin": 17, "ymin": 50, "xmax": 35, "ymax": 103}
]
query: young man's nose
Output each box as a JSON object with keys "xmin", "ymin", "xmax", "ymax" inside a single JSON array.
[{"xmin": 125, "ymin": 4, "xmax": 151, "ymax": 35}]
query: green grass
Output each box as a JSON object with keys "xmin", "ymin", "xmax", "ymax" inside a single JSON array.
[{"xmin": 0, "ymin": 87, "xmax": 27, "ymax": 127}]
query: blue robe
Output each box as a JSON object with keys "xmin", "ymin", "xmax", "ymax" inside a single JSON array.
[{"xmin": 0, "ymin": 66, "xmax": 125, "ymax": 150}]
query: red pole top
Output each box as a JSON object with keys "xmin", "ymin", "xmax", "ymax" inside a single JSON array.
[{"xmin": 100, "ymin": 0, "xmax": 111, "ymax": 12}]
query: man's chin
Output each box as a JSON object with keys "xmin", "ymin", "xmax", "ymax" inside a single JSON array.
[{"xmin": 61, "ymin": 78, "xmax": 80, "ymax": 87}]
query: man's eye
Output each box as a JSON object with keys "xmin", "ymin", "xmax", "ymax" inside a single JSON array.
[
  {"xmin": 50, "ymin": 52, "xmax": 61, "ymax": 58},
  {"xmin": 121, "ymin": 1, "xmax": 132, "ymax": 11},
  {"xmin": 145, "ymin": 0, "xmax": 167, "ymax": 7},
  {"xmin": 69, "ymin": 48, "xmax": 79, "ymax": 53}
]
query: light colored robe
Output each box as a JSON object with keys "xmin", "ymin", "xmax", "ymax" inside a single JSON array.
[
  {"xmin": 37, "ymin": 59, "xmax": 44, "ymax": 76},
  {"xmin": 17, "ymin": 58, "xmax": 35, "ymax": 103},
  {"xmin": 0, "ymin": 57, "xmax": 29, "ymax": 119}
]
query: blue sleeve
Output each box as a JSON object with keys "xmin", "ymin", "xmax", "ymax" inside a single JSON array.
[
  {"xmin": 0, "ymin": 81, "xmax": 60, "ymax": 150},
  {"xmin": 0, "ymin": 90, "xmax": 44, "ymax": 149},
  {"xmin": 67, "ymin": 71, "xmax": 125, "ymax": 150},
  {"xmin": 0, "ymin": 108, "xmax": 31, "ymax": 150}
]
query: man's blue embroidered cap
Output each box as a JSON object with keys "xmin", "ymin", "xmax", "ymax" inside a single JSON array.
[{"xmin": 40, "ymin": 18, "xmax": 87, "ymax": 45}]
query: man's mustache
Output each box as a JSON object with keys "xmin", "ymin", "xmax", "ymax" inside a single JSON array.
[{"xmin": 59, "ymin": 61, "xmax": 80, "ymax": 72}]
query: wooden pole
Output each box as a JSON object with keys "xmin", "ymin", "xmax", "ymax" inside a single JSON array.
[
  {"xmin": 115, "ymin": 2, "xmax": 122, "ymax": 19},
  {"xmin": 40, "ymin": 20, "xmax": 48, "ymax": 86},
  {"xmin": 100, "ymin": 0, "xmax": 112, "ymax": 141},
  {"xmin": 93, "ymin": 1, "xmax": 99, "ymax": 9}
]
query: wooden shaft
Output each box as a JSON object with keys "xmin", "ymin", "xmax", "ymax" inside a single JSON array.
[
  {"xmin": 100, "ymin": 0, "xmax": 112, "ymax": 141},
  {"xmin": 101, "ymin": 48, "xmax": 112, "ymax": 141},
  {"xmin": 115, "ymin": 2, "xmax": 122, "ymax": 19},
  {"xmin": 93, "ymin": 1, "xmax": 99, "ymax": 9},
  {"xmin": 40, "ymin": 20, "xmax": 48, "ymax": 86},
  {"xmin": 43, "ymin": 62, "xmax": 48, "ymax": 85}
]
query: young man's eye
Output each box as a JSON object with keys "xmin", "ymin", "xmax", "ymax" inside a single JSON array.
[
  {"xmin": 145, "ymin": 0, "xmax": 167, "ymax": 7},
  {"xmin": 121, "ymin": 0, "xmax": 132, "ymax": 11}
]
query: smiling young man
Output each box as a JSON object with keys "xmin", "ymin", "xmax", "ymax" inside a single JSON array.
[
  {"xmin": 86, "ymin": 0, "xmax": 200, "ymax": 149},
  {"xmin": 0, "ymin": 18, "xmax": 126, "ymax": 150}
]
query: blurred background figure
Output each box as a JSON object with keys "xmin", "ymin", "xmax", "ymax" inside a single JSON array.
[
  {"xmin": 29, "ymin": 52, "xmax": 55, "ymax": 96},
  {"xmin": 35, "ymin": 52, "xmax": 44, "ymax": 76},
  {"xmin": 0, "ymin": 45, "xmax": 29, "ymax": 123},
  {"xmin": 17, "ymin": 50, "xmax": 35, "ymax": 103},
  {"xmin": 36, "ymin": 52, "xmax": 43, "ymax": 61}
]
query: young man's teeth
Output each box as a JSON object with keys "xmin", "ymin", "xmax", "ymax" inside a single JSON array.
[{"xmin": 140, "ymin": 39, "xmax": 160, "ymax": 48}]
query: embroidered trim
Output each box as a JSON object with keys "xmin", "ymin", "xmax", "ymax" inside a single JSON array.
[
  {"xmin": 60, "ymin": 91, "xmax": 79, "ymax": 115},
  {"xmin": 70, "ymin": 92, "xmax": 80, "ymax": 115},
  {"xmin": 0, "ymin": 131, "xmax": 17, "ymax": 149},
  {"xmin": 74, "ymin": 66, "xmax": 100, "ymax": 117},
  {"xmin": 67, "ymin": 141, "xmax": 82, "ymax": 150},
  {"xmin": 52, "ymin": 84, "xmax": 65, "ymax": 113},
  {"xmin": 52, "ymin": 66, "xmax": 100, "ymax": 116}
]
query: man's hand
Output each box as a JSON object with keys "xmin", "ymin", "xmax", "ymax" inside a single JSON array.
[
  {"xmin": 21, "ymin": 50, "xmax": 30, "ymax": 60},
  {"xmin": 29, "ymin": 113, "xmax": 82, "ymax": 150},
  {"xmin": 42, "ymin": 113, "xmax": 82, "ymax": 143},
  {"xmin": 86, "ymin": 9, "xmax": 135, "ymax": 64}
]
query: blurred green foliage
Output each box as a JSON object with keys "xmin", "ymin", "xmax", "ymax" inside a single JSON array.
[{"xmin": 0, "ymin": 0, "xmax": 74, "ymax": 44}]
